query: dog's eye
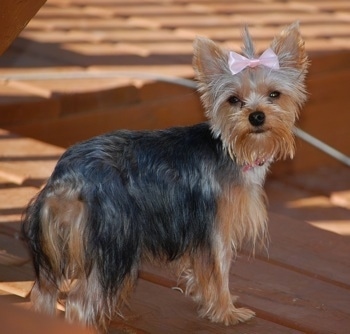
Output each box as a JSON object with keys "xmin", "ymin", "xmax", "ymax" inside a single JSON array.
[
  {"xmin": 269, "ymin": 91, "xmax": 281, "ymax": 99},
  {"xmin": 227, "ymin": 96, "xmax": 242, "ymax": 105}
]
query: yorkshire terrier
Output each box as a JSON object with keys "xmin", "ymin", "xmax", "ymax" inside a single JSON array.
[{"xmin": 22, "ymin": 22, "xmax": 308, "ymax": 332}]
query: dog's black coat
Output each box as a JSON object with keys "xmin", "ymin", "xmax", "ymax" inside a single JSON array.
[{"xmin": 23, "ymin": 122, "xmax": 240, "ymax": 298}]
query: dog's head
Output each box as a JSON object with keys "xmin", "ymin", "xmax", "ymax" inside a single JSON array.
[{"xmin": 193, "ymin": 22, "xmax": 309, "ymax": 166}]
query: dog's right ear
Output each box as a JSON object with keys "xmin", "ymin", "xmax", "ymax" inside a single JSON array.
[
  {"xmin": 193, "ymin": 37, "xmax": 229, "ymax": 84},
  {"xmin": 270, "ymin": 21, "xmax": 309, "ymax": 72}
]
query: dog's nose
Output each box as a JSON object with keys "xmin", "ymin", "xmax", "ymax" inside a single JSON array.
[{"xmin": 249, "ymin": 111, "xmax": 265, "ymax": 127}]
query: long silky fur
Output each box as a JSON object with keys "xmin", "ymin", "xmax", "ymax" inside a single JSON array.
[
  {"xmin": 22, "ymin": 124, "xmax": 254, "ymax": 330},
  {"xmin": 22, "ymin": 22, "xmax": 308, "ymax": 332}
]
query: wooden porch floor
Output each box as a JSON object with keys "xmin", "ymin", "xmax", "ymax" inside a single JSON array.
[{"xmin": 0, "ymin": 0, "xmax": 350, "ymax": 333}]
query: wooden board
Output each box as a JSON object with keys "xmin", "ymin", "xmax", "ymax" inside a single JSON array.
[
  {"xmin": 0, "ymin": 0, "xmax": 46, "ymax": 55},
  {"xmin": 111, "ymin": 279, "xmax": 304, "ymax": 334},
  {"xmin": 0, "ymin": 129, "xmax": 62, "ymax": 186},
  {"xmin": 0, "ymin": 298, "xmax": 94, "ymax": 334}
]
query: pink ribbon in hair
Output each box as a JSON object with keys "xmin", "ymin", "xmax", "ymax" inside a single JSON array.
[{"xmin": 228, "ymin": 48, "xmax": 280, "ymax": 75}]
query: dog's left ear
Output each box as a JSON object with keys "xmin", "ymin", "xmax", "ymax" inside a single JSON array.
[
  {"xmin": 271, "ymin": 22, "xmax": 309, "ymax": 72},
  {"xmin": 192, "ymin": 36, "xmax": 229, "ymax": 84}
]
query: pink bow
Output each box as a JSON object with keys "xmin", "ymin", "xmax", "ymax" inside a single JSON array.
[{"xmin": 228, "ymin": 48, "xmax": 280, "ymax": 75}]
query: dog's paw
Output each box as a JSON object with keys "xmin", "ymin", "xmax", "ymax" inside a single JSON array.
[
  {"xmin": 205, "ymin": 305, "xmax": 255, "ymax": 326},
  {"xmin": 223, "ymin": 306, "xmax": 255, "ymax": 325}
]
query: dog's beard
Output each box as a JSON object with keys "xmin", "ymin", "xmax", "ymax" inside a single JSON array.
[
  {"xmin": 226, "ymin": 124, "xmax": 295, "ymax": 166},
  {"xmin": 208, "ymin": 104, "xmax": 296, "ymax": 166}
]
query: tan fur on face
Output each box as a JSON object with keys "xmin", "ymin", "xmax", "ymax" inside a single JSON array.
[
  {"xmin": 213, "ymin": 71, "xmax": 299, "ymax": 165},
  {"xmin": 193, "ymin": 22, "xmax": 309, "ymax": 166},
  {"xmin": 230, "ymin": 109, "xmax": 296, "ymax": 165}
]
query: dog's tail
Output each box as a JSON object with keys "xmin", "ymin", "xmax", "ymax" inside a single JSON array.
[{"xmin": 22, "ymin": 181, "xmax": 87, "ymax": 283}]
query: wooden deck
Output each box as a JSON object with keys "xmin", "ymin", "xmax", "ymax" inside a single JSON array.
[{"xmin": 0, "ymin": 0, "xmax": 349, "ymax": 333}]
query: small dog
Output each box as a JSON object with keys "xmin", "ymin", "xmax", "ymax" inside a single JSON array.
[{"xmin": 22, "ymin": 22, "xmax": 308, "ymax": 332}]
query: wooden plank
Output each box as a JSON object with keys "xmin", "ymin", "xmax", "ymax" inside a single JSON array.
[
  {"xmin": 0, "ymin": 0, "xmax": 46, "ymax": 55},
  {"xmin": 0, "ymin": 299, "xmax": 95, "ymax": 334},
  {"xmin": 0, "ymin": 260, "xmax": 34, "ymax": 295},
  {"xmin": 11, "ymin": 78, "xmax": 137, "ymax": 99},
  {"xmin": 20, "ymin": 29, "xmax": 193, "ymax": 44},
  {"xmin": 266, "ymin": 178, "xmax": 350, "ymax": 235},
  {"xmin": 0, "ymin": 129, "xmax": 63, "ymax": 187},
  {"xmin": 112, "ymin": 279, "xmax": 302, "ymax": 334},
  {"xmin": 140, "ymin": 255, "xmax": 350, "ymax": 334},
  {"xmin": 0, "ymin": 98, "xmax": 60, "ymax": 127},
  {"xmin": 0, "ymin": 279, "xmax": 33, "ymax": 299},
  {"xmin": 281, "ymin": 166, "xmax": 350, "ymax": 197},
  {"xmin": 292, "ymin": 66, "xmax": 350, "ymax": 171},
  {"xmin": 7, "ymin": 91, "xmax": 205, "ymax": 148},
  {"xmin": 266, "ymin": 212, "xmax": 350, "ymax": 287},
  {"xmin": 0, "ymin": 81, "xmax": 46, "ymax": 105},
  {"xmin": 274, "ymin": 166, "xmax": 350, "ymax": 211},
  {"xmin": 137, "ymin": 209, "xmax": 350, "ymax": 333},
  {"xmin": 0, "ymin": 260, "xmax": 301, "ymax": 333},
  {"xmin": 309, "ymin": 52, "xmax": 350, "ymax": 75},
  {"xmin": 230, "ymin": 257, "xmax": 350, "ymax": 334},
  {"xmin": 331, "ymin": 190, "xmax": 350, "ymax": 210},
  {"xmin": 0, "ymin": 210, "xmax": 350, "ymax": 333},
  {"xmin": 0, "ymin": 186, "xmax": 38, "ymax": 213},
  {"xmin": 0, "ymin": 181, "xmax": 347, "ymax": 332},
  {"xmin": 59, "ymin": 83, "xmax": 140, "ymax": 116},
  {"xmin": 0, "ymin": 234, "xmax": 30, "ymax": 266}
]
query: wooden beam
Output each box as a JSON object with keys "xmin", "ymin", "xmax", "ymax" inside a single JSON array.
[{"xmin": 0, "ymin": 0, "xmax": 46, "ymax": 55}]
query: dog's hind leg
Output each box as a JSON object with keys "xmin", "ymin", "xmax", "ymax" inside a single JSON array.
[
  {"xmin": 30, "ymin": 276, "xmax": 59, "ymax": 316},
  {"xmin": 65, "ymin": 265, "xmax": 108, "ymax": 331}
]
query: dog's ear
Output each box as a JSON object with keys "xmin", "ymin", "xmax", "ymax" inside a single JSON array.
[
  {"xmin": 193, "ymin": 36, "xmax": 229, "ymax": 83},
  {"xmin": 270, "ymin": 22, "xmax": 309, "ymax": 72}
]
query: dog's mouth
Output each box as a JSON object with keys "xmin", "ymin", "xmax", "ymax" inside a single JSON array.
[
  {"xmin": 251, "ymin": 128, "xmax": 265, "ymax": 134},
  {"xmin": 250, "ymin": 127, "xmax": 271, "ymax": 134}
]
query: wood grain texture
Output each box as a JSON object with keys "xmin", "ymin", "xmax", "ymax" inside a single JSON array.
[{"xmin": 0, "ymin": 0, "xmax": 46, "ymax": 55}]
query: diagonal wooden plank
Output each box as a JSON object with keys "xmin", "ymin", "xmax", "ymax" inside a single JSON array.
[{"xmin": 0, "ymin": 0, "xmax": 46, "ymax": 55}]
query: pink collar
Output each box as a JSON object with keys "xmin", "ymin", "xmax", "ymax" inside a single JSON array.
[{"xmin": 243, "ymin": 158, "xmax": 267, "ymax": 172}]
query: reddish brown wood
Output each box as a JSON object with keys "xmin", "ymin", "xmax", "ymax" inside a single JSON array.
[
  {"xmin": 0, "ymin": 299, "xmax": 95, "ymax": 334},
  {"xmin": 6, "ymin": 83, "xmax": 205, "ymax": 148},
  {"xmin": 0, "ymin": 0, "xmax": 46, "ymax": 55},
  {"xmin": 112, "ymin": 279, "xmax": 304, "ymax": 334}
]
